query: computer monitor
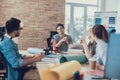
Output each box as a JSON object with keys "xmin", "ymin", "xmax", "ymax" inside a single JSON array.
[{"xmin": 104, "ymin": 33, "xmax": 120, "ymax": 79}]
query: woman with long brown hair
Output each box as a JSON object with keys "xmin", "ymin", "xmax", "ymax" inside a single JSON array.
[
  {"xmin": 80, "ymin": 28, "xmax": 97, "ymax": 59},
  {"xmin": 91, "ymin": 24, "xmax": 108, "ymax": 70}
]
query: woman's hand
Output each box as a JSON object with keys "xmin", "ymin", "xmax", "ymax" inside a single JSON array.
[
  {"xmin": 96, "ymin": 63, "xmax": 104, "ymax": 71},
  {"xmin": 79, "ymin": 38, "xmax": 85, "ymax": 45}
]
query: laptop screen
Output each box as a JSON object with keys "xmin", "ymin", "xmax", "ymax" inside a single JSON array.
[{"xmin": 104, "ymin": 33, "xmax": 120, "ymax": 79}]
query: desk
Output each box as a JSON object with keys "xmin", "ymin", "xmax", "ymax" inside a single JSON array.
[
  {"xmin": 36, "ymin": 63, "xmax": 106, "ymax": 80},
  {"xmin": 19, "ymin": 50, "xmax": 105, "ymax": 80},
  {"xmin": 81, "ymin": 64, "xmax": 91, "ymax": 80},
  {"xmin": 81, "ymin": 64, "xmax": 108, "ymax": 80}
]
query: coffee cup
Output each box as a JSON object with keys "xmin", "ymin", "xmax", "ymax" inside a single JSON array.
[
  {"xmin": 43, "ymin": 49, "xmax": 50, "ymax": 55},
  {"xmin": 89, "ymin": 58, "xmax": 96, "ymax": 69},
  {"xmin": 40, "ymin": 51, "xmax": 45, "ymax": 58}
]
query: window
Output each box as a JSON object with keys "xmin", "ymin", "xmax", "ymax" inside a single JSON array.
[
  {"xmin": 65, "ymin": 0, "xmax": 101, "ymax": 43},
  {"xmin": 66, "ymin": 0, "xmax": 98, "ymax": 5}
]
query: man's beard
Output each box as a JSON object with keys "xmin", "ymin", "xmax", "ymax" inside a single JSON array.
[
  {"xmin": 15, "ymin": 32, "xmax": 20, "ymax": 37},
  {"xmin": 59, "ymin": 31, "xmax": 64, "ymax": 35},
  {"xmin": 15, "ymin": 34, "xmax": 19, "ymax": 37}
]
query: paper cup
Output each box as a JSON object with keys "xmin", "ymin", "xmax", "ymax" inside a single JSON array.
[{"xmin": 89, "ymin": 58, "xmax": 96, "ymax": 70}]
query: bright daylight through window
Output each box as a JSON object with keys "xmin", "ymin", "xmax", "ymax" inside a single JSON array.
[{"xmin": 65, "ymin": 0, "xmax": 101, "ymax": 43}]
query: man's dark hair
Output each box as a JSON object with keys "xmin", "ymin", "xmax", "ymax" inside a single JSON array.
[
  {"xmin": 5, "ymin": 18, "xmax": 21, "ymax": 34},
  {"xmin": 56, "ymin": 23, "xmax": 64, "ymax": 29}
]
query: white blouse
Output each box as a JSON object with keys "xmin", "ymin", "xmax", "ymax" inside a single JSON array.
[{"xmin": 92, "ymin": 39, "xmax": 108, "ymax": 65}]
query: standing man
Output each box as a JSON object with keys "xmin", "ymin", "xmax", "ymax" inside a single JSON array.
[
  {"xmin": 0, "ymin": 18, "xmax": 41, "ymax": 80},
  {"xmin": 52, "ymin": 23, "xmax": 73, "ymax": 52}
]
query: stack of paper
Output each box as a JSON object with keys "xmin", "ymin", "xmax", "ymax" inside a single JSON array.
[
  {"xmin": 41, "ymin": 57, "xmax": 60, "ymax": 64},
  {"xmin": 19, "ymin": 50, "xmax": 34, "ymax": 57}
]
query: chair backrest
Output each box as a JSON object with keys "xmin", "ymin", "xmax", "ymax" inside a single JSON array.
[
  {"xmin": 46, "ymin": 31, "xmax": 58, "ymax": 52},
  {"xmin": 0, "ymin": 51, "xmax": 7, "ymax": 79},
  {"xmin": 0, "ymin": 53, "xmax": 5, "ymax": 70},
  {"xmin": 0, "ymin": 51, "xmax": 7, "ymax": 66},
  {"xmin": 50, "ymin": 31, "xmax": 58, "ymax": 38},
  {"xmin": 47, "ymin": 37, "xmax": 53, "ymax": 51},
  {"xmin": 0, "ymin": 27, "xmax": 5, "ymax": 35},
  {"xmin": 104, "ymin": 33, "xmax": 120, "ymax": 79}
]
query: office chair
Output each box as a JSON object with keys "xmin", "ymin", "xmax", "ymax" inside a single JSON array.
[
  {"xmin": 0, "ymin": 29, "xmax": 7, "ymax": 80},
  {"xmin": 0, "ymin": 51, "xmax": 7, "ymax": 80},
  {"xmin": 0, "ymin": 27, "xmax": 5, "ymax": 41},
  {"xmin": 0, "ymin": 27, "xmax": 5, "ymax": 35},
  {"xmin": 46, "ymin": 31, "xmax": 58, "ymax": 54},
  {"xmin": 104, "ymin": 33, "xmax": 120, "ymax": 79},
  {"xmin": 47, "ymin": 38, "xmax": 51, "ymax": 50},
  {"xmin": 50, "ymin": 31, "xmax": 58, "ymax": 39}
]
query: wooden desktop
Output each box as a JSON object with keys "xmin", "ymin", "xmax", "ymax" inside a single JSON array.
[{"xmin": 19, "ymin": 50, "xmax": 107, "ymax": 80}]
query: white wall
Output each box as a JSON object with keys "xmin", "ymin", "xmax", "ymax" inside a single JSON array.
[{"xmin": 104, "ymin": 0, "xmax": 120, "ymax": 33}]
